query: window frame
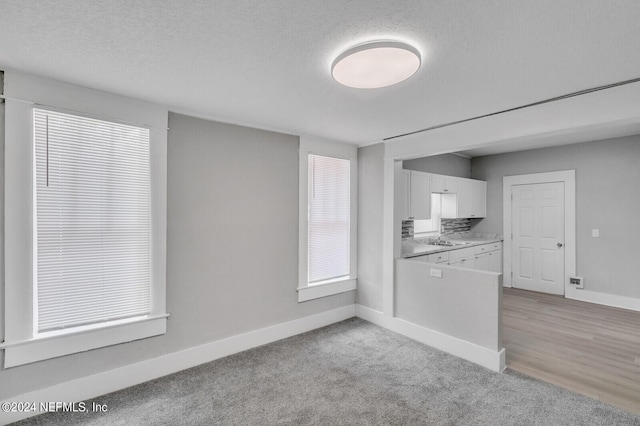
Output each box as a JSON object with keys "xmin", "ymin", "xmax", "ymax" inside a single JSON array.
[
  {"xmin": 1, "ymin": 71, "xmax": 168, "ymax": 368},
  {"xmin": 297, "ymin": 136, "xmax": 357, "ymax": 302}
]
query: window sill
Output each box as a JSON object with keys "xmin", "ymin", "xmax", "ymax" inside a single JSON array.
[
  {"xmin": 1, "ymin": 314, "xmax": 168, "ymax": 368},
  {"xmin": 297, "ymin": 278, "xmax": 356, "ymax": 302}
]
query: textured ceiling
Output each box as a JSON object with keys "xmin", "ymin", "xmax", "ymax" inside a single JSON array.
[{"xmin": 1, "ymin": 1, "xmax": 640, "ymax": 145}]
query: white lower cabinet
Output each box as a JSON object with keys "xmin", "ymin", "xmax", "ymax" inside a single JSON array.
[
  {"xmin": 447, "ymin": 247, "xmax": 475, "ymax": 269},
  {"xmin": 444, "ymin": 242, "xmax": 502, "ymax": 273},
  {"xmin": 473, "ymin": 243, "xmax": 502, "ymax": 273},
  {"xmin": 415, "ymin": 242, "xmax": 503, "ymax": 272},
  {"xmin": 426, "ymin": 251, "xmax": 449, "ymax": 264},
  {"xmin": 474, "ymin": 252, "xmax": 502, "ymax": 273}
]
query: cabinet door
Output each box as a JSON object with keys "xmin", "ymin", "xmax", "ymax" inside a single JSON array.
[
  {"xmin": 449, "ymin": 247, "xmax": 475, "ymax": 262},
  {"xmin": 449, "ymin": 256, "xmax": 474, "ymax": 269},
  {"xmin": 487, "ymin": 250, "xmax": 502, "ymax": 273},
  {"xmin": 475, "ymin": 249, "xmax": 502, "ymax": 272},
  {"xmin": 442, "ymin": 178, "xmax": 487, "ymax": 219},
  {"xmin": 426, "ymin": 251, "xmax": 449, "ymax": 264},
  {"xmin": 396, "ymin": 169, "xmax": 411, "ymax": 220},
  {"xmin": 410, "ymin": 171, "xmax": 431, "ymax": 220},
  {"xmin": 444, "ymin": 176, "xmax": 458, "ymax": 193},
  {"xmin": 431, "ymin": 174, "xmax": 458, "ymax": 193},
  {"xmin": 456, "ymin": 179, "xmax": 473, "ymax": 218},
  {"xmin": 474, "ymin": 252, "xmax": 491, "ymax": 271},
  {"xmin": 431, "ymin": 174, "xmax": 445, "ymax": 193},
  {"xmin": 469, "ymin": 179, "xmax": 487, "ymax": 218}
]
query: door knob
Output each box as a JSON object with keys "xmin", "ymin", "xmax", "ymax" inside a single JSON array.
[{"xmin": 557, "ymin": 243, "xmax": 564, "ymax": 248}]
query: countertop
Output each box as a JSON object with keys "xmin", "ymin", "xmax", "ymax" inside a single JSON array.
[{"xmin": 401, "ymin": 233, "xmax": 503, "ymax": 259}]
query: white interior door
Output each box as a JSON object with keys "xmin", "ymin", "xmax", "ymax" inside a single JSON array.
[{"xmin": 512, "ymin": 182, "xmax": 565, "ymax": 295}]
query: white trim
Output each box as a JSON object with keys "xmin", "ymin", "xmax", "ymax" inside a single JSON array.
[
  {"xmin": 2, "ymin": 317, "xmax": 167, "ymax": 368},
  {"xmin": 356, "ymin": 304, "xmax": 505, "ymax": 373},
  {"xmin": 0, "ymin": 305, "xmax": 356, "ymax": 425},
  {"xmin": 2, "ymin": 70, "xmax": 169, "ymax": 366},
  {"xmin": 502, "ymin": 170, "xmax": 576, "ymax": 293},
  {"xmin": 4, "ymin": 99, "xmax": 34, "ymax": 343},
  {"xmin": 298, "ymin": 135, "xmax": 358, "ymax": 301},
  {"xmin": 565, "ymin": 288, "xmax": 640, "ymax": 312},
  {"xmin": 297, "ymin": 279, "xmax": 357, "ymax": 302}
]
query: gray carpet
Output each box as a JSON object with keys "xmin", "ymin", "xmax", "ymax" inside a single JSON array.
[{"xmin": 15, "ymin": 318, "xmax": 640, "ymax": 425}]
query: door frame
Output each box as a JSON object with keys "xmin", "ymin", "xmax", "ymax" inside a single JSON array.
[{"xmin": 503, "ymin": 170, "xmax": 576, "ymax": 294}]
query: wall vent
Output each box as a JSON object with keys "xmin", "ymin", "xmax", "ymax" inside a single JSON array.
[{"xmin": 569, "ymin": 276, "xmax": 584, "ymax": 289}]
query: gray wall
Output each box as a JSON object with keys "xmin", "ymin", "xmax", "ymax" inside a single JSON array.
[
  {"xmin": 403, "ymin": 153, "xmax": 471, "ymax": 177},
  {"xmin": 357, "ymin": 143, "xmax": 385, "ymax": 311},
  {"xmin": 471, "ymin": 136, "xmax": 640, "ymax": 298},
  {"xmin": 0, "ymin": 112, "xmax": 355, "ymax": 399}
]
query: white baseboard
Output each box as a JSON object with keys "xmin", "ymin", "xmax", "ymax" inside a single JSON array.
[
  {"xmin": 565, "ymin": 287, "xmax": 640, "ymax": 312},
  {"xmin": 0, "ymin": 305, "xmax": 356, "ymax": 425},
  {"xmin": 355, "ymin": 304, "xmax": 506, "ymax": 373}
]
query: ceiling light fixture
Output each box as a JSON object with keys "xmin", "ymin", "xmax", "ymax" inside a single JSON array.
[{"xmin": 331, "ymin": 41, "xmax": 421, "ymax": 89}]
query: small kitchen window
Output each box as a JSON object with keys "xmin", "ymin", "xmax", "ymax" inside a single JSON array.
[{"xmin": 414, "ymin": 193, "xmax": 442, "ymax": 236}]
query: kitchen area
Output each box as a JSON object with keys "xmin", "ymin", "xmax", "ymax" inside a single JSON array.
[
  {"xmin": 398, "ymin": 163, "xmax": 503, "ymax": 270},
  {"xmin": 392, "ymin": 157, "xmax": 504, "ymax": 371}
]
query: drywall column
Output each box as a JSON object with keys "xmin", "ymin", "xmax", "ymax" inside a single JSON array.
[{"xmin": 357, "ymin": 144, "xmax": 385, "ymax": 311}]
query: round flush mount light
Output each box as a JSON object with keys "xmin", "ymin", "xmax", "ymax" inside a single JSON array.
[{"xmin": 331, "ymin": 41, "xmax": 421, "ymax": 89}]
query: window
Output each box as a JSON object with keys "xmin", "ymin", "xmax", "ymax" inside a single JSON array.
[
  {"xmin": 414, "ymin": 193, "xmax": 442, "ymax": 235},
  {"xmin": 2, "ymin": 70, "xmax": 168, "ymax": 367},
  {"xmin": 298, "ymin": 137, "xmax": 357, "ymax": 302},
  {"xmin": 308, "ymin": 154, "xmax": 351, "ymax": 283},
  {"xmin": 34, "ymin": 109, "xmax": 152, "ymax": 334}
]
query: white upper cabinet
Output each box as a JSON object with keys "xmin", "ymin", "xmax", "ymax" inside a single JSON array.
[
  {"xmin": 396, "ymin": 169, "xmax": 431, "ymax": 220},
  {"xmin": 457, "ymin": 178, "xmax": 486, "ymax": 218},
  {"xmin": 396, "ymin": 169, "xmax": 411, "ymax": 220},
  {"xmin": 410, "ymin": 171, "xmax": 431, "ymax": 220},
  {"xmin": 431, "ymin": 174, "xmax": 459, "ymax": 194},
  {"xmin": 441, "ymin": 177, "xmax": 487, "ymax": 219}
]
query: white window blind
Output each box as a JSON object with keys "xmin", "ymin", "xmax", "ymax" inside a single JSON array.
[
  {"xmin": 34, "ymin": 108, "xmax": 151, "ymax": 333},
  {"xmin": 307, "ymin": 154, "xmax": 350, "ymax": 284}
]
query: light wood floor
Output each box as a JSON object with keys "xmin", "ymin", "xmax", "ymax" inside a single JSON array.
[{"xmin": 503, "ymin": 287, "xmax": 640, "ymax": 415}]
